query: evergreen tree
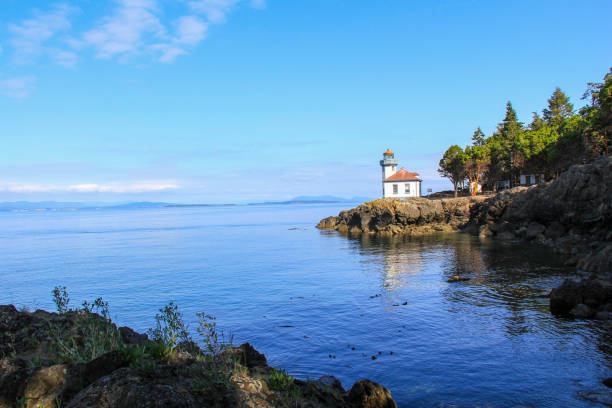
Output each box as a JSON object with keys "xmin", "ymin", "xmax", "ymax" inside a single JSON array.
[
  {"xmin": 529, "ymin": 112, "xmax": 545, "ymax": 131},
  {"xmin": 543, "ymin": 87, "xmax": 574, "ymax": 127},
  {"xmin": 471, "ymin": 127, "xmax": 486, "ymax": 146},
  {"xmin": 494, "ymin": 101, "xmax": 524, "ymax": 185},
  {"xmin": 581, "ymin": 68, "xmax": 612, "ymax": 155}
]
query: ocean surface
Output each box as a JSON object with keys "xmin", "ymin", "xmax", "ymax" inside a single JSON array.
[{"xmin": 1, "ymin": 203, "xmax": 611, "ymax": 407}]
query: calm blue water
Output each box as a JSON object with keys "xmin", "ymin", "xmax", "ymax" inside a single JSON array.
[{"xmin": 1, "ymin": 204, "xmax": 611, "ymax": 407}]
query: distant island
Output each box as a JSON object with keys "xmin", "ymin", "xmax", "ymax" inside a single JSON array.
[{"xmin": 0, "ymin": 196, "xmax": 373, "ymax": 212}]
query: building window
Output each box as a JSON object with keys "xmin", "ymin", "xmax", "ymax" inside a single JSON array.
[
  {"xmin": 405, "ymin": 183, "xmax": 410, "ymax": 194},
  {"xmin": 392, "ymin": 184, "xmax": 398, "ymax": 194}
]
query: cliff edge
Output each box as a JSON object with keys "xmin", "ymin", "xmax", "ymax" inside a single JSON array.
[
  {"xmin": 318, "ymin": 156, "xmax": 612, "ymax": 274},
  {"xmin": 0, "ymin": 304, "xmax": 397, "ymax": 408}
]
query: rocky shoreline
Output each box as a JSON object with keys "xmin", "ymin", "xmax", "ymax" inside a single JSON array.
[
  {"xmin": 318, "ymin": 156, "xmax": 612, "ymax": 319},
  {"xmin": 0, "ymin": 303, "xmax": 397, "ymax": 408}
]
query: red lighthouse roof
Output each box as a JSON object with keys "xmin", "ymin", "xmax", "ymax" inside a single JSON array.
[
  {"xmin": 385, "ymin": 169, "xmax": 420, "ymax": 181},
  {"xmin": 383, "ymin": 149, "xmax": 394, "ymax": 155}
]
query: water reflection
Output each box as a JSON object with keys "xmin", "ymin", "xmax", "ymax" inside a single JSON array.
[
  {"xmin": 321, "ymin": 230, "xmax": 612, "ymax": 406},
  {"xmin": 333, "ymin": 231, "xmax": 588, "ymax": 338}
]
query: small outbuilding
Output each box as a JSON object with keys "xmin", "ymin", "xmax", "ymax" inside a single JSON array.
[{"xmin": 520, "ymin": 174, "xmax": 545, "ymax": 186}]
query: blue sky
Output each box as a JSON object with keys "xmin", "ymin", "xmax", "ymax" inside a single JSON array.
[{"xmin": 1, "ymin": 0, "xmax": 611, "ymax": 203}]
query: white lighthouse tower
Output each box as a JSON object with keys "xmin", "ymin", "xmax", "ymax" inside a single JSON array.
[{"xmin": 380, "ymin": 149, "xmax": 398, "ymax": 195}]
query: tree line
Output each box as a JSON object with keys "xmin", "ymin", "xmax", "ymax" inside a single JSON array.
[{"xmin": 438, "ymin": 68, "xmax": 611, "ymax": 197}]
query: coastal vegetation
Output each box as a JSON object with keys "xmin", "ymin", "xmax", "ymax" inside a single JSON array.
[
  {"xmin": 438, "ymin": 68, "xmax": 612, "ymax": 196},
  {"xmin": 0, "ymin": 288, "xmax": 397, "ymax": 408}
]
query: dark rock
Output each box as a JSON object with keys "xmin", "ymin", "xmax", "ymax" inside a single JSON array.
[
  {"xmin": 316, "ymin": 375, "xmax": 345, "ymax": 393},
  {"xmin": 603, "ymin": 377, "xmax": 612, "ymax": 388},
  {"xmin": 570, "ymin": 303, "xmax": 595, "ymax": 318},
  {"xmin": 550, "ymin": 278, "xmax": 612, "ymax": 317},
  {"xmin": 526, "ymin": 222, "xmax": 545, "ymax": 240},
  {"xmin": 545, "ymin": 221, "xmax": 566, "ymax": 239},
  {"xmin": 447, "ymin": 275, "xmax": 470, "ymax": 282},
  {"xmin": 347, "ymin": 379, "xmax": 397, "ymax": 408},
  {"xmin": 497, "ymin": 231, "xmax": 516, "ymax": 240},
  {"xmin": 66, "ymin": 367, "xmax": 201, "ymax": 408},
  {"xmin": 594, "ymin": 311, "xmax": 612, "ymax": 320},
  {"xmin": 577, "ymin": 243, "xmax": 612, "ymax": 274},
  {"xmin": 226, "ymin": 342, "xmax": 268, "ymax": 369},
  {"xmin": 550, "ymin": 279, "xmax": 583, "ymax": 315},
  {"xmin": 119, "ymin": 326, "xmax": 148, "ymax": 345}
]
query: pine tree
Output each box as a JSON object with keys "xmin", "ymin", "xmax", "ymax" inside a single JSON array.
[
  {"xmin": 581, "ymin": 68, "xmax": 612, "ymax": 155},
  {"xmin": 529, "ymin": 112, "xmax": 545, "ymax": 131},
  {"xmin": 495, "ymin": 102, "xmax": 524, "ymax": 185},
  {"xmin": 543, "ymin": 87, "xmax": 574, "ymax": 126},
  {"xmin": 471, "ymin": 127, "xmax": 486, "ymax": 146}
]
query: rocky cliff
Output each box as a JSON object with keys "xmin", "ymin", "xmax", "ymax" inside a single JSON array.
[
  {"xmin": 318, "ymin": 156, "xmax": 611, "ymax": 273},
  {"xmin": 465, "ymin": 156, "xmax": 612, "ymax": 272},
  {"xmin": 316, "ymin": 196, "xmax": 486, "ymax": 235},
  {"xmin": 0, "ymin": 304, "xmax": 396, "ymax": 408}
]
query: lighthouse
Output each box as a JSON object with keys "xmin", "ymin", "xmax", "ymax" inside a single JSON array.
[
  {"xmin": 380, "ymin": 149, "xmax": 398, "ymax": 194},
  {"xmin": 379, "ymin": 149, "xmax": 421, "ymax": 198}
]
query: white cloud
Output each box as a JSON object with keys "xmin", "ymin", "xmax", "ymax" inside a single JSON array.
[
  {"xmin": 250, "ymin": 0, "xmax": 266, "ymax": 9},
  {"xmin": 68, "ymin": 182, "xmax": 179, "ymax": 193},
  {"xmin": 0, "ymin": 181, "xmax": 179, "ymax": 193},
  {"xmin": 150, "ymin": 15, "xmax": 207, "ymax": 63},
  {"xmin": 187, "ymin": 0, "xmax": 240, "ymax": 23},
  {"xmin": 5, "ymin": 0, "xmax": 264, "ymax": 68},
  {"xmin": 175, "ymin": 15, "xmax": 208, "ymax": 45},
  {"xmin": 150, "ymin": 43, "xmax": 186, "ymax": 63},
  {"xmin": 82, "ymin": 0, "xmax": 165, "ymax": 60},
  {"xmin": 0, "ymin": 76, "xmax": 36, "ymax": 99},
  {"xmin": 49, "ymin": 48, "xmax": 78, "ymax": 68},
  {"xmin": 8, "ymin": 4, "xmax": 75, "ymax": 64}
]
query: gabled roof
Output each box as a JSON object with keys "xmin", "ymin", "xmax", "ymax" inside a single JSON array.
[{"xmin": 385, "ymin": 169, "xmax": 420, "ymax": 182}]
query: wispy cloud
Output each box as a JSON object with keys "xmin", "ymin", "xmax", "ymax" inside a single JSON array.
[
  {"xmin": 0, "ymin": 181, "xmax": 179, "ymax": 193},
  {"xmin": 8, "ymin": 4, "xmax": 76, "ymax": 64},
  {"xmin": 187, "ymin": 0, "xmax": 240, "ymax": 23},
  {"xmin": 150, "ymin": 15, "xmax": 208, "ymax": 63},
  {"xmin": 0, "ymin": 76, "xmax": 36, "ymax": 99},
  {"xmin": 6, "ymin": 0, "xmax": 265, "ymax": 67},
  {"xmin": 82, "ymin": 0, "xmax": 165, "ymax": 60}
]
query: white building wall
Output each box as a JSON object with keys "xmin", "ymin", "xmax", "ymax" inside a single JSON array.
[
  {"xmin": 383, "ymin": 181, "xmax": 421, "ymax": 198},
  {"xmin": 382, "ymin": 165, "xmax": 397, "ymax": 179}
]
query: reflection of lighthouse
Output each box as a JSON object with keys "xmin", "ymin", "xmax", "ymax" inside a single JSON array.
[
  {"xmin": 360, "ymin": 235, "xmax": 425, "ymax": 292},
  {"xmin": 382, "ymin": 247, "xmax": 424, "ymax": 291}
]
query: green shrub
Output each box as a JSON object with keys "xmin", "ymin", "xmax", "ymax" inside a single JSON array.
[
  {"xmin": 148, "ymin": 302, "xmax": 191, "ymax": 354},
  {"xmin": 52, "ymin": 286, "xmax": 70, "ymax": 314},
  {"xmin": 48, "ymin": 287, "xmax": 122, "ymax": 363},
  {"xmin": 267, "ymin": 368, "xmax": 295, "ymax": 391}
]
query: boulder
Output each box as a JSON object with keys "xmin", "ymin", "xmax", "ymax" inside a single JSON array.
[
  {"xmin": 550, "ymin": 278, "xmax": 612, "ymax": 316},
  {"xmin": 550, "ymin": 279, "xmax": 584, "ymax": 316},
  {"xmin": 225, "ymin": 342, "xmax": 268, "ymax": 369},
  {"xmin": 570, "ymin": 303, "xmax": 595, "ymax": 318},
  {"xmin": 66, "ymin": 367, "xmax": 201, "ymax": 408},
  {"xmin": 347, "ymin": 380, "xmax": 397, "ymax": 408},
  {"xmin": 119, "ymin": 326, "xmax": 148, "ymax": 345},
  {"xmin": 525, "ymin": 222, "xmax": 545, "ymax": 240}
]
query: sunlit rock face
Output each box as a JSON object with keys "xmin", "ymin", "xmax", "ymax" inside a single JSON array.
[
  {"xmin": 316, "ymin": 196, "xmax": 484, "ymax": 235},
  {"xmin": 319, "ymin": 156, "xmax": 612, "ymax": 274}
]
